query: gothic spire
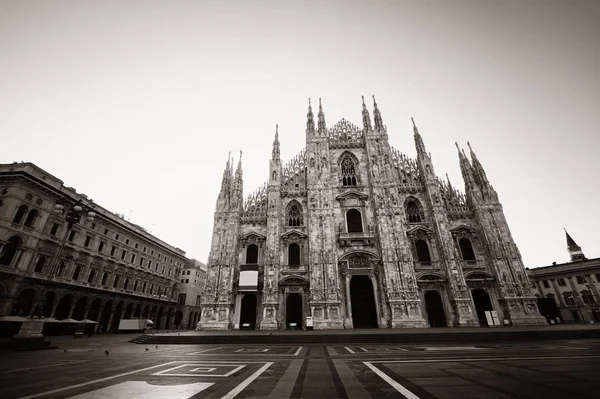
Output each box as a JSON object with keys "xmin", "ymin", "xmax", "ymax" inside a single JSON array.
[
  {"xmin": 220, "ymin": 151, "xmax": 232, "ymax": 191},
  {"xmin": 413, "ymin": 117, "xmax": 427, "ymax": 155},
  {"xmin": 467, "ymin": 141, "xmax": 490, "ymax": 188},
  {"xmin": 564, "ymin": 228, "xmax": 587, "ymax": 261},
  {"xmin": 306, "ymin": 98, "xmax": 315, "ymax": 134},
  {"xmin": 373, "ymin": 95, "xmax": 384, "ymax": 131},
  {"xmin": 456, "ymin": 142, "xmax": 480, "ymax": 200},
  {"xmin": 361, "ymin": 96, "xmax": 372, "ymax": 132},
  {"xmin": 272, "ymin": 124, "xmax": 280, "ymax": 160},
  {"xmin": 317, "ymin": 98, "xmax": 327, "ymax": 135}
]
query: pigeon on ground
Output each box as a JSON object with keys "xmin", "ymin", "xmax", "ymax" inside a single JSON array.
[
  {"xmin": 105, "ymin": 350, "xmax": 109, "ymax": 355},
  {"xmin": 155, "ymin": 345, "xmax": 158, "ymax": 348},
  {"xmin": 63, "ymin": 349, "xmax": 67, "ymax": 352},
  {"xmin": 145, "ymin": 348, "xmax": 149, "ymax": 351}
]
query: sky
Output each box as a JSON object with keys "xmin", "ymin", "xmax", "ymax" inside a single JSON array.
[{"xmin": 1, "ymin": 0, "xmax": 598, "ymax": 268}]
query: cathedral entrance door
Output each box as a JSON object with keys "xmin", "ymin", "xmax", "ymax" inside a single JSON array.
[
  {"xmin": 240, "ymin": 294, "xmax": 257, "ymax": 330},
  {"xmin": 472, "ymin": 289, "xmax": 493, "ymax": 326},
  {"xmin": 424, "ymin": 290, "xmax": 447, "ymax": 327},
  {"xmin": 350, "ymin": 275, "xmax": 378, "ymax": 328},
  {"xmin": 286, "ymin": 293, "xmax": 303, "ymax": 330}
]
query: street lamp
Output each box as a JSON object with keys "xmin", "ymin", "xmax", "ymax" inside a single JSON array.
[{"xmin": 12, "ymin": 199, "xmax": 95, "ymax": 350}]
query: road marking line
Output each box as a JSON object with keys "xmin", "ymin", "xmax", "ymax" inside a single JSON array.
[
  {"xmin": 268, "ymin": 359, "xmax": 303, "ymax": 399},
  {"xmin": 66, "ymin": 381, "xmax": 213, "ymax": 399},
  {"xmin": 326, "ymin": 346, "xmax": 339, "ymax": 356},
  {"xmin": 360, "ymin": 348, "xmax": 368, "ymax": 352},
  {"xmin": 344, "ymin": 346, "xmax": 355, "ymax": 354},
  {"xmin": 17, "ymin": 361, "xmax": 179, "ymax": 399},
  {"xmin": 221, "ymin": 362, "xmax": 273, "ymax": 399},
  {"xmin": 0, "ymin": 360, "xmax": 88, "ymax": 374},
  {"xmin": 187, "ymin": 346, "xmax": 223, "ymax": 355},
  {"xmin": 333, "ymin": 359, "xmax": 371, "ymax": 398},
  {"xmin": 364, "ymin": 362, "xmax": 420, "ymax": 399},
  {"xmin": 372, "ymin": 355, "xmax": 600, "ymax": 364},
  {"xmin": 152, "ymin": 364, "xmax": 245, "ymax": 377},
  {"xmin": 394, "ymin": 347, "xmax": 409, "ymax": 352},
  {"xmin": 293, "ymin": 346, "xmax": 303, "ymax": 356}
]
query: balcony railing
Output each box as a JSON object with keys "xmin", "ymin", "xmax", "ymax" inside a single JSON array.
[{"xmin": 338, "ymin": 231, "xmax": 376, "ymax": 247}]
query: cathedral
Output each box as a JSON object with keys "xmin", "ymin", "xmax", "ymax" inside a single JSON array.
[{"xmin": 198, "ymin": 97, "xmax": 546, "ymax": 330}]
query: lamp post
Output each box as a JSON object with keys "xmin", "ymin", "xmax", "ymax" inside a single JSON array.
[{"xmin": 12, "ymin": 199, "xmax": 95, "ymax": 350}]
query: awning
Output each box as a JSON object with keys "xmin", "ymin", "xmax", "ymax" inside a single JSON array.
[{"xmin": 239, "ymin": 264, "xmax": 259, "ymax": 292}]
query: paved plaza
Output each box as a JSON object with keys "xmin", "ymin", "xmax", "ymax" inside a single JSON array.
[{"xmin": 0, "ymin": 335, "xmax": 599, "ymax": 398}]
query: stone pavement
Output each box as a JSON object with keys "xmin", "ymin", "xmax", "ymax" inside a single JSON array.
[{"xmin": 0, "ymin": 334, "xmax": 599, "ymax": 398}]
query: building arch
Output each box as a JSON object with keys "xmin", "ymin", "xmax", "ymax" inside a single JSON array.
[
  {"xmin": 288, "ymin": 243, "xmax": 300, "ymax": 265},
  {"xmin": 72, "ymin": 265, "xmax": 83, "ymax": 280},
  {"xmin": 0, "ymin": 236, "xmax": 24, "ymax": 267},
  {"xmin": 286, "ymin": 201, "xmax": 303, "ymax": 227},
  {"xmin": 23, "ymin": 209, "xmax": 39, "ymax": 228},
  {"xmin": 458, "ymin": 238, "xmax": 476, "ymax": 261},
  {"xmin": 339, "ymin": 151, "xmax": 359, "ymax": 186},
  {"xmin": 13, "ymin": 287, "xmax": 37, "ymax": 316},
  {"xmin": 404, "ymin": 197, "xmax": 425, "ymax": 223},
  {"xmin": 12, "ymin": 205, "xmax": 28, "ymax": 224},
  {"xmin": 54, "ymin": 293, "xmax": 74, "ymax": 319},
  {"xmin": 415, "ymin": 239, "xmax": 431, "ymax": 263},
  {"xmin": 246, "ymin": 244, "xmax": 259, "ymax": 264},
  {"xmin": 34, "ymin": 255, "xmax": 48, "ymax": 273},
  {"xmin": 346, "ymin": 208, "xmax": 363, "ymax": 233}
]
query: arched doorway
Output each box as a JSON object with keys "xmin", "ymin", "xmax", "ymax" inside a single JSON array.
[
  {"xmin": 240, "ymin": 294, "xmax": 257, "ymax": 330},
  {"xmin": 350, "ymin": 276, "xmax": 378, "ymax": 328},
  {"xmin": 54, "ymin": 294, "xmax": 74, "ymax": 319},
  {"xmin": 142, "ymin": 305, "xmax": 150, "ymax": 318},
  {"xmin": 12, "ymin": 288, "xmax": 36, "ymax": 316},
  {"xmin": 42, "ymin": 291, "xmax": 57, "ymax": 318},
  {"xmin": 174, "ymin": 311, "xmax": 183, "ymax": 328},
  {"xmin": 99, "ymin": 300, "xmax": 113, "ymax": 333},
  {"xmin": 124, "ymin": 303, "xmax": 134, "ymax": 319},
  {"xmin": 286, "ymin": 293, "xmax": 303, "ymax": 329},
  {"xmin": 156, "ymin": 307, "xmax": 163, "ymax": 328},
  {"xmin": 472, "ymin": 289, "xmax": 494, "ymax": 326},
  {"xmin": 110, "ymin": 302, "xmax": 124, "ymax": 332},
  {"xmin": 89, "ymin": 298, "xmax": 102, "ymax": 321},
  {"xmin": 424, "ymin": 291, "xmax": 447, "ymax": 327},
  {"xmin": 72, "ymin": 297, "xmax": 89, "ymax": 320},
  {"xmin": 134, "ymin": 304, "xmax": 142, "ymax": 318}
]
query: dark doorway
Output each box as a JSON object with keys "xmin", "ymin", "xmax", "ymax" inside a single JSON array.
[
  {"xmin": 424, "ymin": 291, "xmax": 447, "ymax": 327},
  {"xmin": 246, "ymin": 244, "xmax": 258, "ymax": 264},
  {"xmin": 346, "ymin": 209, "xmax": 363, "ymax": 233},
  {"xmin": 350, "ymin": 276, "xmax": 378, "ymax": 328},
  {"xmin": 472, "ymin": 289, "xmax": 494, "ymax": 326},
  {"xmin": 240, "ymin": 294, "xmax": 257, "ymax": 330},
  {"xmin": 286, "ymin": 293, "xmax": 303, "ymax": 329},
  {"xmin": 288, "ymin": 243, "xmax": 300, "ymax": 266}
]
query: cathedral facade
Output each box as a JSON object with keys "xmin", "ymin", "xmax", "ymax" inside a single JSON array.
[{"xmin": 199, "ymin": 97, "xmax": 546, "ymax": 330}]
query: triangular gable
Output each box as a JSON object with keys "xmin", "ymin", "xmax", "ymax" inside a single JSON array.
[
  {"xmin": 450, "ymin": 224, "xmax": 476, "ymax": 233},
  {"xmin": 335, "ymin": 190, "xmax": 368, "ymax": 202},
  {"xmin": 239, "ymin": 231, "xmax": 266, "ymax": 241},
  {"xmin": 406, "ymin": 225, "xmax": 434, "ymax": 235},
  {"xmin": 281, "ymin": 229, "xmax": 308, "ymax": 240}
]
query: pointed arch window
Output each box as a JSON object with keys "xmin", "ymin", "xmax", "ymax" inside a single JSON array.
[
  {"xmin": 340, "ymin": 155, "xmax": 358, "ymax": 186},
  {"xmin": 287, "ymin": 202, "xmax": 303, "ymax": 226},
  {"xmin": 56, "ymin": 261, "xmax": 65, "ymax": 277},
  {"xmin": 288, "ymin": 243, "xmax": 300, "ymax": 266},
  {"xmin": 13, "ymin": 205, "xmax": 28, "ymax": 224},
  {"xmin": 88, "ymin": 269, "xmax": 96, "ymax": 283},
  {"xmin": 113, "ymin": 275, "xmax": 120, "ymax": 288},
  {"xmin": 406, "ymin": 200, "xmax": 424, "ymax": 223},
  {"xmin": 246, "ymin": 244, "xmax": 258, "ymax": 264},
  {"xmin": 23, "ymin": 209, "xmax": 39, "ymax": 228},
  {"xmin": 346, "ymin": 209, "xmax": 363, "ymax": 233},
  {"xmin": 101, "ymin": 272, "xmax": 109, "ymax": 286},
  {"xmin": 415, "ymin": 239, "xmax": 431, "ymax": 264},
  {"xmin": 459, "ymin": 238, "xmax": 476, "ymax": 261},
  {"xmin": 34, "ymin": 255, "xmax": 47, "ymax": 273}
]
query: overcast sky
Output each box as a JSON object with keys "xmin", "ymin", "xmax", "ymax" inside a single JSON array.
[{"xmin": 1, "ymin": 0, "xmax": 598, "ymax": 268}]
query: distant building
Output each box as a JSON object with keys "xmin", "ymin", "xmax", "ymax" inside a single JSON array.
[
  {"xmin": 527, "ymin": 230, "xmax": 600, "ymax": 323},
  {"xmin": 199, "ymin": 97, "xmax": 546, "ymax": 331},
  {"xmin": 0, "ymin": 162, "xmax": 188, "ymax": 333},
  {"xmin": 175, "ymin": 258, "xmax": 207, "ymax": 329}
]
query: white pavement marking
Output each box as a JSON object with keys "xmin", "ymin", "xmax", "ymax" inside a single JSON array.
[
  {"xmin": 364, "ymin": 362, "xmax": 420, "ymax": 399},
  {"xmin": 66, "ymin": 381, "xmax": 213, "ymax": 398},
  {"xmin": 417, "ymin": 346, "xmax": 485, "ymax": 351},
  {"xmin": 293, "ymin": 346, "xmax": 303, "ymax": 356},
  {"xmin": 344, "ymin": 346, "xmax": 356, "ymax": 354},
  {"xmin": 0, "ymin": 360, "xmax": 88, "ymax": 374},
  {"xmin": 152, "ymin": 363, "xmax": 245, "ymax": 377},
  {"xmin": 326, "ymin": 346, "xmax": 339, "ymax": 356},
  {"xmin": 17, "ymin": 361, "xmax": 179, "ymax": 399},
  {"xmin": 394, "ymin": 347, "xmax": 409, "ymax": 352},
  {"xmin": 190, "ymin": 367, "xmax": 217, "ymax": 373},
  {"xmin": 360, "ymin": 348, "xmax": 368, "ymax": 352},
  {"xmin": 187, "ymin": 346, "xmax": 223, "ymax": 355},
  {"xmin": 372, "ymin": 355, "xmax": 600, "ymax": 364},
  {"xmin": 221, "ymin": 362, "xmax": 273, "ymax": 399},
  {"xmin": 235, "ymin": 348, "xmax": 270, "ymax": 353},
  {"xmin": 333, "ymin": 359, "xmax": 371, "ymax": 399}
]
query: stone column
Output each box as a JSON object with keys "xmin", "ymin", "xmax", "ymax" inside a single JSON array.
[
  {"xmin": 67, "ymin": 305, "xmax": 75, "ymax": 319},
  {"xmin": 49, "ymin": 302, "xmax": 59, "ymax": 318},
  {"xmin": 370, "ymin": 273, "xmax": 382, "ymax": 328},
  {"xmin": 344, "ymin": 273, "xmax": 353, "ymax": 328}
]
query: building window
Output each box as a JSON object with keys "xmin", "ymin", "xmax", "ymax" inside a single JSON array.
[
  {"xmin": 56, "ymin": 261, "xmax": 65, "ymax": 277},
  {"xmin": 12, "ymin": 205, "xmax": 28, "ymax": 224},
  {"xmin": 113, "ymin": 275, "xmax": 120, "ymax": 288},
  {"xmin": 84, "ymin": 236, "xmax": 92, "ymax": 247},
  {"xmin": 88, "ymin": 269, "xmax": 96, "ymax": 283},
  {"xmin": 576, "ymin": 276, "xmax": 586, "ymax": 284},
  {"xmin": 72, "ymin": 266, "xmax": 82, "ymax": 280},
  {"xmin": 23, "ymin": 209, "xmax": 39, "ymax": 228},
  {"xmin": 415, "ymin": 239, "xmax": 432, "ymax": 264},
  {"xmin": 459, "ymin": 238, "xmax": 476, "ymax": 261},
  {"xmin": 50, "ymin": 223, "xmax": 60, "ymax": 236},
  {"xmin": 287, "ymin": 202, "xmax": 303, "ymax": 226},
  {"xmin": 123, "ymin": 278, "xmax": 129, "ymax": 290},
  {"xmin": 140, "ymin": 257, "xmax": 144, "ymax": 266},
  {"xmin": 142, "ymin": 282, "xmax": 147, "ymax": 293},
  {"xmin": 131, "ymin": 254, "xmax": 136, "ymax": 263},
  {"xmin": 148, "ymin": 260, "xmax": 152, "ymax": 269},
  {"xmin": 91, "ymin": 222, "xmax": 96, "ymax": 229},
  {"xmin": 288, "ymin": 243, "xmax": 300, "ymax": 266},
  {"xmin": 178, "ymin": 294, "xmax": 186, "ymax": 306},
  {"xmin": 133, "ymin": 280, "xmax": 138, "ymax": 291},
  {"xmin": 346, "ymin": 209, "xmax": 363, "ymax": 233},
  {"xmin": 125, "ymin": 239, "xmax": 129, "ymax": 244},
  {"xmin": 543, "ymin": 280, "xmax": 550, "ymax": 288},
  {"xmin": 110, "ymin": 246, "xmax": 116, "ymax": 256},
  {"xmin": 0, "ymin": 236, "xmax": 23, "ymax": 267},
  {"xmin": 98, "ymin": 242, "xmax": 104, "ymax": 252},
  {"xmin": 143, "ymin": 246, "xmax": 147, "ymax": 252},
  {"xmin": 563, "ymin": 293, "xmax": 576, "ymax": 306},
  {"xmin": 101, "ymin": 272, "xmax": 109, "ymax": 285},
  {"xmin": 115, "ymin": 234, "xmax": 120, "ymax": 240},
  {"xmin": 121, "ymin": 250, "xmax": 127, "ymax": 260},
  {"xmin": 34, "ymin": 255, "xmax": 47, "ymax": 273},
  {"xmin": 151, "ymin": 250, "xmax": 154, "ymax": 255},
  {"xmin": 68, "ymin": 230, "xmax": 76, "ymax": 242},
  {"xmin": 104, "ymin": 228, "xmax": 108, "ymax": 235},
  {"xmin": 557, "ymin": 278, "xmax": 567, "ymax": 287},
  {"xmin": 135, "ymin": 243, "xmax": 139, "ymax": 249},
  {"xmin": 582, "ymin": 291, "xmax": 596, "ymax": 305},
  {"xmin": 340, "ymin": 155, "xmax": 358, "ymax": 186},
  {"xmin": 405, "ymin": 199, "xmax": 424, "ymax": 223},
  {"xmin": 185, "ymin": 279, "xmax": 189, "ymax": 284},
  {"xmin": 246, "ymin": 244, "xmax": 258, "ymax": 264}
]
